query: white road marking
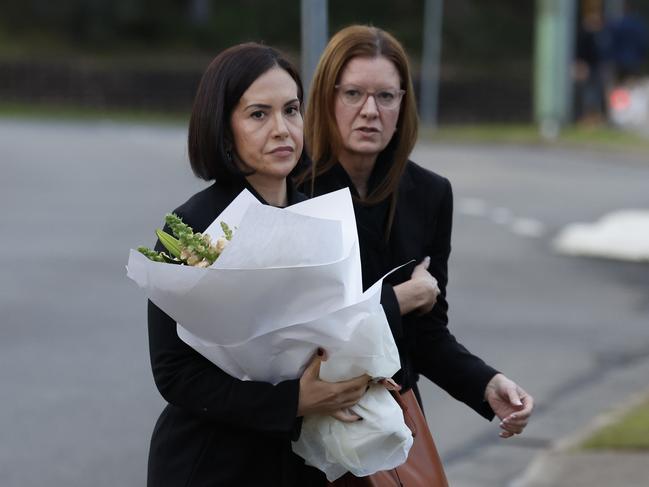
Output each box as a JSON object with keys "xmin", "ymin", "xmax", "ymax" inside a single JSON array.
[
  {"xmin": 459, "ymin": 198, "xmax": 548, "ymax": 240},
  {"xmin": 457, "ymin": 198, "xmax": 487, "ymax": 216},
  {"xmin": 490, "ymin": 207, "xmax": 513, "ymax": 225},
  {"xmin": 511, "ymin": 218, "xmax": 546, "ymax": 238}
]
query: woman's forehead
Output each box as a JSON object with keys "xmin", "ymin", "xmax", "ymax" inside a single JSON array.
[
  {"xmin": 339, "ymin": 56, "xmax": 400, "ymax": 85},
  {"xmin": 239, "ymin": 68, "xmax": 299, "ymax": 105}
]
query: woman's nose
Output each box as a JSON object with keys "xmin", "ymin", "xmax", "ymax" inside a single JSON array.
[
  {"xmin": 272, "ymin": 112, "xmax": 290, "ymax": 137},
  {"xmin": 360, "ymin": 94, "xmax": 379, "ymax": 118}
]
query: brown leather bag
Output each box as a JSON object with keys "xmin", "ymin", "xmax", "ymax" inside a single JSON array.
[{"xmin": 328, "ymin": 389, "xmax": 448, "ymax": 487}]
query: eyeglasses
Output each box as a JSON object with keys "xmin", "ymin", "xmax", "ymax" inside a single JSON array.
[{"xmin": 335, "ymin": 84, "xmax": 405, "ymax": 110}]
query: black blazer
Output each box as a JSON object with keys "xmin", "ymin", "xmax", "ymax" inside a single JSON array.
[
  {"xmin": 306, "ymin": 159, "xmax": 498, "ymax": 420},
  {"xmin": 146, "ymin": 180, "xmax": 326, "ymax": 487}
]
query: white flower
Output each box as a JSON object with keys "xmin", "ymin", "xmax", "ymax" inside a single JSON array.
[{"xmin": 215, "ymin": 237, "xmax": 229, "ymax": 254}]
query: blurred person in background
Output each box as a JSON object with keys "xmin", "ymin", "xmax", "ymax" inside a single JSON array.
[
  {"xmin": 575, "ymin": 5, "xmax": 612, "ymax": 124},
  {"xmin": 299, "ymin": 25, "xmax": 534, "ymax": 464},
  {"xmin": 609, "ymin": 0, "xmax": 649, "ymax": 83},
  {"xmin": 146, "ymin": 42, "xmax": 369, "ymax": 487}
]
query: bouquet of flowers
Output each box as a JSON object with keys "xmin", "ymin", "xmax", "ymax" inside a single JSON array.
[
  {"xmin": 126, "ymin": 188, "xmax": 412, "ymax": 481},
  {"xmin": 137, "ymin": 213, "xmax": 233, "ymax": 267}
]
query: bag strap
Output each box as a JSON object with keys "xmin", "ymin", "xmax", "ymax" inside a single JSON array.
[{"xmin": 390, "ymin": 390, "xmax": 418, "ymax": 437}]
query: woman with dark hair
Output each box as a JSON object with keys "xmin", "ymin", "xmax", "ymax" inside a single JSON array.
[
  {"xmin": 146, "ymin": 43, "xmax": 366, "ymax": 487},
  {"xmin": 300, "ymin": 25, "xmax": 534, "ymax": 445}
]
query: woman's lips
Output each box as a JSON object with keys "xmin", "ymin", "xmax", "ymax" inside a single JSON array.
[
  {"xmin": 269, "ymin": 146, "xmax": 294, "ymax": 156},
  {"xmin": 355, "ymin": 127, "xmax": 380, "ymax": 139}
]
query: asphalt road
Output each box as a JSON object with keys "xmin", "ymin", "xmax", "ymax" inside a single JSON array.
[
  {"xmin": 410, "ymin": 142, "xmax": 649, "ymax": 486},
  {"xmin": 1, "ymin": 119, "xmax": 648, "ymax": 487}
]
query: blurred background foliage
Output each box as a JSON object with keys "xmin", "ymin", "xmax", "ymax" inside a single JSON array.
[
  {"xmin": 1, "ymin": 0, "xmax": 648, "ymax": 125},
  {"xmin": 0, "ymin": 0, "xmax": 534, "ymax": 68}
]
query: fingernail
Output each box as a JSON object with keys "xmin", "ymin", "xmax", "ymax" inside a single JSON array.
[{"xmin": 317, "ymin": 348, "xmax": 324, "ymax": 356}]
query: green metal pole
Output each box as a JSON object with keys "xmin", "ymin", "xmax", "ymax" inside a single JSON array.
[
  {"xmin": 534, "ymin": 0, "xmax": 577, "ymax": 139},
  {"xmin": 301, "ymin": 0, "xmax": 328, "ymax": 104},
  {"xmin": 420, "ymin": 0, "xmax": 444, "ymax": 129}
]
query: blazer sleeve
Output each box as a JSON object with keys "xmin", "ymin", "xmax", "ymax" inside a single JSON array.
[
  {"xmin": 380, "ymin": 283, "xmax": 404, "ymax": 340},
  {"xmin": 148, "ymin": 302, "xmax": 302, "ymax": 438},
  {"xmin": 409, "ymin": 178, "xmax": 499, "ymax": 420},
  {"xmin": 147, "ymin": 220, "xmax": 302, "ymax": 439}
]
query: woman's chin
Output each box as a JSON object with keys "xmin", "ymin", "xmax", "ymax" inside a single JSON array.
[
  {"xmin": 249, "ymin": 167, "xmax": 296, "ymax": 184},
  {"xmin": 346, "ymin": 143, "xmax": 386, "ymax": 158},
  {"xmin": 344, "ymin": 136, "xmax": 391, "ymax": 155}
]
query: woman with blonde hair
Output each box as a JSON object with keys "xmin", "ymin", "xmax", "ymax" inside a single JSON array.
[{"xmin": 300, "ymin": 25, "xmax": 534, "ymax": 449}]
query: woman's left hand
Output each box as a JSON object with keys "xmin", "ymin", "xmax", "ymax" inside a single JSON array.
[
  {"xmin": 484, "ymin": 373, "xmax": 534, "ymax": 438},
  {"xmin": 393, "ymin": 257, "xmax": 440, "ymax": 315}
]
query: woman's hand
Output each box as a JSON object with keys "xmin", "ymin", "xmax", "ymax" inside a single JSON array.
[
  {"xmin": 297, "ymin": 349, "xmax": 371, "ymax": 422},
  {"xmin": 393, "ymin": 256, "xmax": 440, "ymax": 315},
  {"xmin": 484, "ymin": 373, "xmax": 534, "ymax": 438}
]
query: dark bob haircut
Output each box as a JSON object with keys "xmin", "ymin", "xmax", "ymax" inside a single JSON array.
[{"xmin": 188, "ymin": 43, "xmax": 305, "ymax": 184}]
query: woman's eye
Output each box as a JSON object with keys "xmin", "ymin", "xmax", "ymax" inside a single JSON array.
[
  {"xmin": 250, "ymin": 111, "xmax": 266, "ymax": 120},
  {"xmin": 345, "ymin": 89, "xmax": 361, "ymax": 98},
  {"xmin": 378, "ymin": 91, "xmax": 395, "ymax": 101},
  {"xmin": 285, "ymin": 105, "xmax": 300, "ymax": 116}
]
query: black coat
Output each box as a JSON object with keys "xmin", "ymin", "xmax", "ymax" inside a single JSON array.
[
  {"xmin": 146, "ymin": 180, "xmax": 326, "ymax": 487},
  {"xmin": 305, "ymin": 159, "xmax": 498, "ymax": 420}
]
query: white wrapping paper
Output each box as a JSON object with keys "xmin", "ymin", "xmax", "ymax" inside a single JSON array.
[{"xmin": 126, "ymin": 188, "xmax": 412, "ymax": 480}]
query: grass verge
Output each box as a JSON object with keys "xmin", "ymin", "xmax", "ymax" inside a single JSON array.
[
  {"xmin": 420, "ymin": 123, "xmax": 649, "ymax": 154},
  {"xmin": 581, "ymin": 398, "xmax": 649, "ymax": 451}
]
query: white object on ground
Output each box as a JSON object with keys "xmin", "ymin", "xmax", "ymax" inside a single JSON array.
[{"xmin": 553, "ymin": 210, "xmax": 649, "ymax": 262}]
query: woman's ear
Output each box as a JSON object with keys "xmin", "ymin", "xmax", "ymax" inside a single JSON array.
[{"xmin": 223, "ymin": 137, "xmax": 234, "ymax": 162}]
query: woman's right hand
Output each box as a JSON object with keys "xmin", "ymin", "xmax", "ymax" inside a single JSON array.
[
  {"xmin": 393, "ymin": 256, "xmax": 440, "ymax": 315},
  {"xmin": 297, "ymin": 350, "xmax": 370, "ymax": 422}
]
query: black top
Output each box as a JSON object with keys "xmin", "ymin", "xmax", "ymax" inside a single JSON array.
[
  {"xmin": 146, "ymin": 179, "xmax": 326, "ymax": 487},
  {"xmin": 304, "ymin": 157, "xmax": 498, "ymax": 420}
]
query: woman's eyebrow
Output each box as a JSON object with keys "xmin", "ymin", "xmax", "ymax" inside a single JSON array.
[
  {"xmin": 244, "ymin": 103, "xmax": 272, "ymax": 111},
  {"xmin": 283, "ymin": 98, "xmax": 300, "ymax": 106},
  {"xmin": 244, "ymin": 98, "xmax": 300, "ymax": 110}
]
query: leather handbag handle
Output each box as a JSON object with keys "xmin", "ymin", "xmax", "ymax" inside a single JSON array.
[{"xmin": 390, "ymin": 390, "xmax": 418, "ymax": 437}]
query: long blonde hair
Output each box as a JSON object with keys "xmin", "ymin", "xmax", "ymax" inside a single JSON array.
[{"xmin": 303, "ymin": 25, "xmax": 418, "ymax": 221}]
